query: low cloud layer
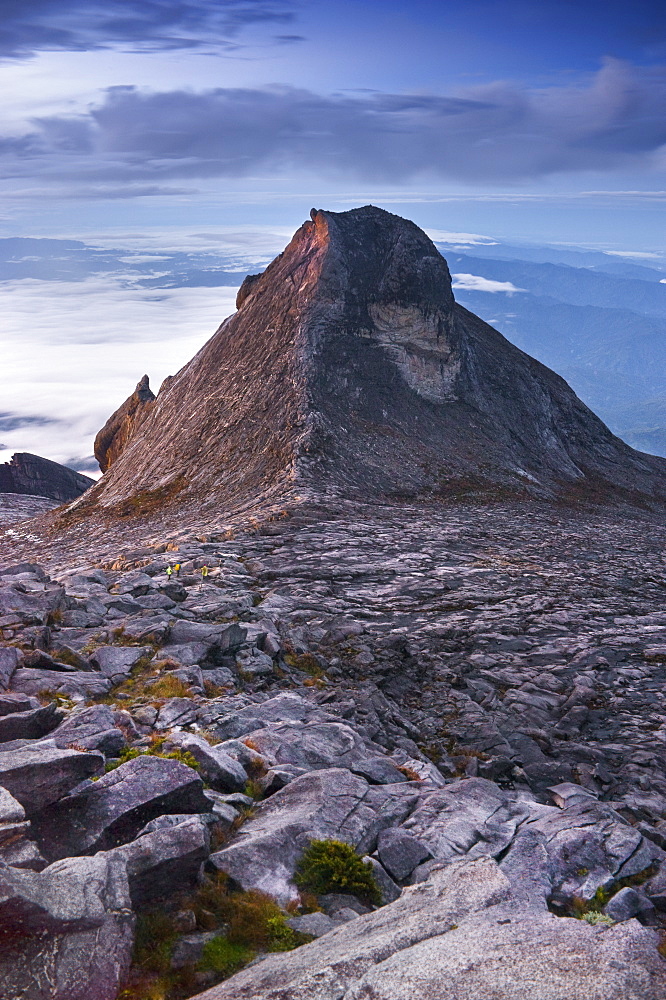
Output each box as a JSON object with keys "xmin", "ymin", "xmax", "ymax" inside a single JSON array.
[
  {"xmin": 3, "ymin": 59, "xmax": 664, "ymax": 195},
  {"xmin": 0, "ymin": 0, "xmax": 296, "ymax": 59},
  {"xmin": 0, "ymin": 277, "xmax": 238, "ymax": 470}
]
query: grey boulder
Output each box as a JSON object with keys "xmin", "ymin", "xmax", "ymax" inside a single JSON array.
[
  {"xmin": 90, "ymin": 644, "xmax": 152, "ymax": 681},
  {"xmin": 163, "ymin": 731, "xmax": 248, "ymax": 792},
  {"xmin": 101, "ymin": 814, "xmax": 210, "ymax": 908},
  {"xmin": 376, "ymin": 827, "xmax": 431, "ymax": 883},
  {"xmin": 0, "ymin": 743, "xmax": 103, "ymax": 815},
  {"xmin": 238, "ymin": 721, "xmax": 388, "ymax": 774},
  {"xmin": 0, "ymin": 646, "xmax": 22, "ymax": 689},
  {"xmin": 167, "ymin": 620, "xmax": 246, "ymax": 652},
  {"xmin": 286, "ymin": 911, "xmax": 337, "ymax": 937},
  {"xmin": 0, "ymin": 701, "xmax": 64, "ymax": 744},
  {"xmin": 47, "ymin": 703, "xmax": 127, "ymax": 756},
  {"xmin": 0, "ymin": 854, "xmax": 134, "ymax": 1000},
  {"xmin": 35, "ymin": 754, "xmax": 209, "ymax": 860},
  {"xmin": 10, "ymin": 667, "xmax": 111, "ymax": 698},
  {"xmin": 0, "ymin": 787, "xmax": 45, "ymax": 870}
]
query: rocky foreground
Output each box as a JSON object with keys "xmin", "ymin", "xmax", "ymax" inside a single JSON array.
[{"xmin": 1, "ymin": 497, "xmax": 666, "ymax": 998}]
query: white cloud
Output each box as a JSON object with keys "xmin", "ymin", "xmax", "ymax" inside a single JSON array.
[
  {"xmin": 427, "ymin": 229, "xmax": 498, "ymax": 245},
  {"xmin": 0, "ymin": 276, "xmax": 238, "ymax": 471},
  {"xmin": 451, "ymin": 273, "xmax": 525, "ymax": 294},
  {"xmin": 603, "ymin": 249, "xmax": 665, "ymax": 259}
]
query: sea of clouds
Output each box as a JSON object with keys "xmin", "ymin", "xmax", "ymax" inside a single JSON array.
[{"xmin": 0, "ymin": 276, "xmax": 239, "ymax": 473}]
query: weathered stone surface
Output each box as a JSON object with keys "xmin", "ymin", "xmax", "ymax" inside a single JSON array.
[
  {"xmin": 364, "ymin": 855, "xmax": 402, "ymax": 903},
  {"xmin": 241, "ymin": 721, "xmax": 387, "ymax": 774},
  {"xmin": 101, "ymin": 814, "xmax": 210, "ymax": 908},
  {"xmin": 167, "ymin": 620, "xmax": 247, "ymax": 651},
  {"xmin": 159, "ymin": 641, "xmax": 210, "ymax": 666},
  {"xmin": 163, "ymin": 732, "xmax": 248, "ymax": 792},
  {"xmin": 10, "ymin": 667, "xmax": 111, "ymax": 698},
  {"xmin": 376, "ymin": 827, "xmax": 431, "ymax": 883},
  {"xmin": 0, "ymin": 744, "xmax": 103, "ymax": 814},
  {"xmin": 154, "ymin": 697, "xmax": 199, "ymax": 730},
  {"xmin": 90, "ymin": 644, "xmax": 152, "ymax": 680},
  {"xmin": 171, "ymin": 931, "xmax": 221, "ymax": 970},
  {"xmin": 0, "ymin": 701, "xmax": 63, "ymax": 743},
  {"xmin": 0, "ymin": 854, "xmax": 134, "ymax": 1000},
  {"xmin": 35, "ymin": 754, "xmax": 209, "ymax": 859},
  {"xmin": 525, "ymin": 797, "xmax": 665, "ymax": 906},
  {"xmin": 48, "ymin": 704, "xmax": 127, "ymax": 756},
  {"xmin": 0, "ymin": 646, "xmax": 21, "ymax": 689},
  {"xmin": 209, "ymin": 769, "xmax": 417, "ymax": 905},
  {"xmin": 0, "ymin": 577, "xmax": 65, "ymax": 626},
  {"xmin": 0, "ymin": 787, "xmax": 45, "ymax": 870},
  {"xmin": 401, "ymin": 778, "xmax": 530, "ymax": 865},
  {"xmin": 286, "ymin": 911, "xmax": 336, "ymax": 938},
  {"xmin": 0, "ymin": 691, "xmax": 35, "ymax": 715},
  {"xmin": 604, "ymin": 886, "xmax": 658, "ymax": 925}
]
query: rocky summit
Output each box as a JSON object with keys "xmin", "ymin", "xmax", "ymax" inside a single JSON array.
[{"xmin": 0, "ymin": 207, "xmax": 666, "ymax": 1000}]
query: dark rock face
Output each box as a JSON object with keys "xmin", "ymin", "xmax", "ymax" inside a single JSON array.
[
  {"xmin": 0, "ymin": 453, "xmax": 93, "ymax": 503},
  {"xmin": 62, "ymin": 206, "xmax": 665, "ymax": 537},
  {"xmin": 94, "ymin": 373, "xmax": 156, "ymax": 473}
]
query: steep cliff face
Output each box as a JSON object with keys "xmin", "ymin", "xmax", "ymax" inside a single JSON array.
[
  {"xmin": 68, "ymin": 206, "xmax": 665, "ymax": 528},
  {"xmin": 0, "ymin": 453, "xmax": 93, "ymax": 503},
  {"xmin": 94, "ymin": 374, "xmax": 156, "ymax": 473}
]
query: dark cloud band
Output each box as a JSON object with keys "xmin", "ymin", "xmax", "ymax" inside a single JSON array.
[
  {"xmin": 0, "ymin": 0, "xmax": 296, "ymax": 59},
  {"xmin": 3, "ymin": 59, "xmax": 665, "ymax": 189}
]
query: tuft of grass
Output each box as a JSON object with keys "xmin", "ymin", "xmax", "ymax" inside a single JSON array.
[
  {"xmin": 243, "ymin": 779, "xmax": 264, "ymax": 801},
  {"xmin": 132, "ymin": 911, "xmax": 178, "ymax": 976},
  {"xmin": 283, "ymin": 652, "xmax": 324, "ymax": 679},
  {"xmin": 115, "ymin": 475, "xmax": 189, "ymax": 519},
  {"xmin": 397, "ymin": 765, "xmax": 423, "ymax": 781},
  {"xmin": 149, "ymin": 675, "xmax": 193, "ymax": 700},
  {"xmin": 295, "ymin": 839, "xmax": 381, "ymax": 905},
  {"xmin": 37, "ymin": 689, "xmax": 74, "ymax": 709},
  {"xmin": 104, "ymin": 744, "xmax": 200, "ymax": 774},
  {"xmin": 582, "ymin": 911, "xmax": 614, "ymax": 926},
  {"xmin": 203, "ymin": 680, "xmax": 227, "ymax": 698},
  {"xmin": 199, "ymin": 936, "xmax": 254, "ymax": 976},
  {"xmin": 121, "ymin": 873, "xmax": 313, "ymax": 999}
]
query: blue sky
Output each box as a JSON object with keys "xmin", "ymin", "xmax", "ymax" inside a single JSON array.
[{"xmin": 1, "ymin": 0, "xmax": 664, "ymax": 247}]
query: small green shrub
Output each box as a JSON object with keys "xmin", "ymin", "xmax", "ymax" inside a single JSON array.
[
  {"xmin": 295, "ymin": 839, "xmax": 381, "ymax": 905},
  {"xmin": 582, "ymin": 911, "xmax": 614, "ymax": 926}
]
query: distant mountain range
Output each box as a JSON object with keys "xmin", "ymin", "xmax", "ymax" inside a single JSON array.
[{"xmin": 1, "ymin": 229, "xmax": 664, "ymax": 457}]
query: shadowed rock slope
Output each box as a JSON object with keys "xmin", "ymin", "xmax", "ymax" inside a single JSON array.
[
  {"xmin": 0, "ymin": 452, "xmax": 93, "ymax": 503},
  {"xmin": 18, "ymin": 207, "xmax": 666, "ymax": 550}
]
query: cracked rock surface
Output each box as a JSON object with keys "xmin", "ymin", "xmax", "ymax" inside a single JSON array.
[{"xmin": 0, "ymin": 496, "xmax": 664, "ymax": 996}]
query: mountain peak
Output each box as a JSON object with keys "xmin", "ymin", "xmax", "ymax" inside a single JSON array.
[{"xmin": 45, "ymin": 206, "xmax": 666, "ymax": 535}]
